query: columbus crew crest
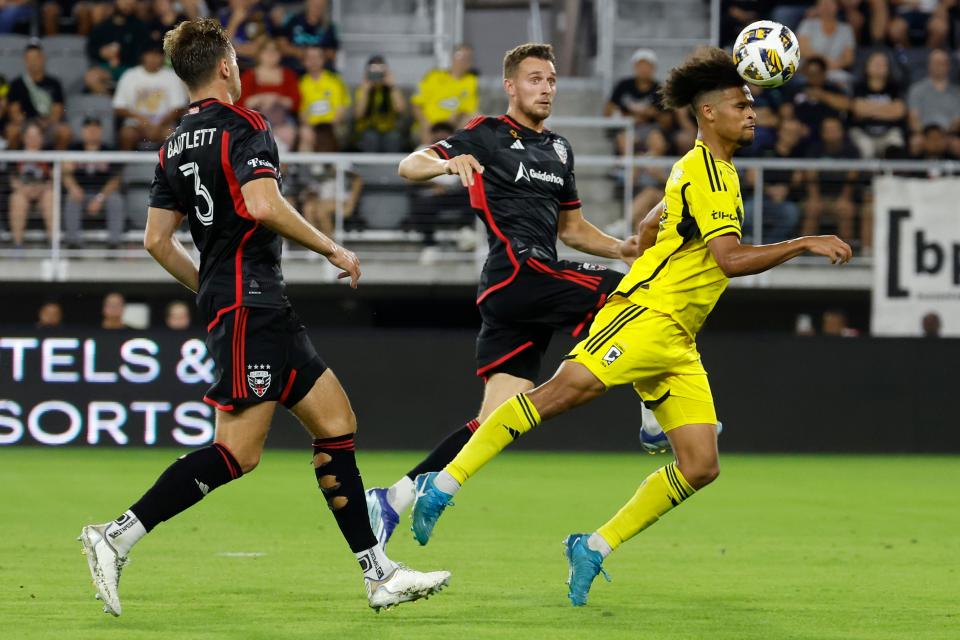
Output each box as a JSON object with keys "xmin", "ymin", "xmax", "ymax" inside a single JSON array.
[
  {"xmin": 247, "ymin": 364, "xmax": 272, "ymax": 397},
  {"xmin": 553, "ymin": 140, "xmax": 567, "ymax": 164}
]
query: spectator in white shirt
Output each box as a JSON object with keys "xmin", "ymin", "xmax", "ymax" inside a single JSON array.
[
  {"xmin": 797, "ymin": 0, "xmax": 856, "ymax": 84},
  {"xmin": 113, "ymin": 39, "xmax": 188, "ymax": 150}
]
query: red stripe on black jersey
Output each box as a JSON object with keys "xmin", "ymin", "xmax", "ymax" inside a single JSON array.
[
  {"xmin": 218, "ymin": 100, "xmax": 267, "ymax": 130},
  {"xmin": 429, "ymin": 143, "xmax": 450, "ymax": 159},
  {"xmin": 470, "ymin": 173, "xmax": 523, "ymax": 304},
  {"xmin": 498, "ymin": 114, "xmax": 522, "ymax": 130},
  {"xmin": 158, "ymin": 146, "xmax": 165, "ymax": 169},
  {"xmin": 464, "ymin": 115, "xmax": 486, "ymax": 130}
]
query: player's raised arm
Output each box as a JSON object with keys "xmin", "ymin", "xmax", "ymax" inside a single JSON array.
[
  {"xmin": 240, "ymin": 177, "xmax": 361, "ymax": 288},
  {"xmin": 707, "ymin": 233, "xmax": 852, "ymax": 278},
  {"xmin": 557, "ymin": 208, "xmax": 641, "ymax": 265},
  {"xmin": 398, "ymin": 147, "xmax": 484, "ymax": 187},
  {"xmin": 144, "ymin": 207, "xmax": 199, "ymax": 293}
]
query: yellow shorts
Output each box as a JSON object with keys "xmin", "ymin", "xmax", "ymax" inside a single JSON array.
[{"xmin": 566, "ymin": 297, "xmax": 717, "ymax": 432}]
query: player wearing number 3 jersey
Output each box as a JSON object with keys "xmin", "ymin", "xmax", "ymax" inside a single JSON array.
[{"xmin": 77, "ymin": 18, "xmax": 450, "ymax": 617}]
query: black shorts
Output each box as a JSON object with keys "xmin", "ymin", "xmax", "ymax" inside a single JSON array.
[
  {"xmin": 203, "ymin": 306, "xmax": 327, "ymax": 411},
  {"xmin": 476, "ymin": 257, "xmax": 624, "ymax": 380}
]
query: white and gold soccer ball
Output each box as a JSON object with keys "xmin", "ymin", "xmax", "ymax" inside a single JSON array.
[{"xmin": 732, "ymin": 20, "xmax": 801, "ymax": 88}]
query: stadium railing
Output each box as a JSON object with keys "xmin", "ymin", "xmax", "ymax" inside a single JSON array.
[{"xmin": 0, "ymin": 142, "xmax": 956, "ymax": 288}]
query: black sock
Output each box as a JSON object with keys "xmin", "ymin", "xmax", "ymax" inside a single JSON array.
[
  {"xmin": 130, "ymin": 443, "xmax": 242, "ymax": 532},
  {"xmin": 405, "ymin": 419, "xmax": 479, "ymax": 480},
  {"xmin": 312, "ymin": 435, "xmax": 377, "ymax": 553}
]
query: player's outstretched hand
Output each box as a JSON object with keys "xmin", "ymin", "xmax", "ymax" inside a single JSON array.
[
  {"xmin": 327, "ymin": 245, "xmax": 361, "ymax": 288},
  {"xmin": 804, "ymin": 235, "xmax": 852, "ymax": 264},
  {"xmin": 618, "ymin": 235, "xmax": 643, "ymax": 266},
  {"xmin": 443, "ymin": 154, "xmax": 484, "ymax": 187}
]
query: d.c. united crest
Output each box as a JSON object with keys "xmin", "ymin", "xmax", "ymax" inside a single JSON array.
[
  {"xmin": 247, "ymin": 364, "xmax": 272, "ymax": 397},
  {"xmin": 553, "ymin": 140, "xmax": 567, "ymax": 164}
]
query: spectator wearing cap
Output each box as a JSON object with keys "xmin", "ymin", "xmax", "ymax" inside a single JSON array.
[
  {"xmin": 87, "ymin": 0, "xmax": 151, "ymax": 82},
  {"xmin": 63, "ymin": 116, "xmax": 125, "ymax": 249},
  {"xmin": 411, "ymin": 44, "xmax": 478, "ymax": 145},
  {"xmin": 277, "ymin": 0, "xmax": 339, "ymax": 70},
  {"xmin": 604, "ymin": 49, "xmax": 669, "ymax": 155},
  {"xmin": 8, "ymin": 121, "xmax": 53, "ymax": 249},
  {"xmin": 907, "ymin": 49, "xmax": 960, "ymax": 151},
  {"xmin": 5, "ymin": 39, "xmax": 71, "ymax": 150},
  {"xmin": 353, "ymin": 55, "xmax": 408, "ymax": 153},
  {"xmin": 298, "ymin": 45, "xmax": 350, "ymax": 151},
  {"xmin": 113, "ymin": 39, "xmax": 189, "ymax": 150}
]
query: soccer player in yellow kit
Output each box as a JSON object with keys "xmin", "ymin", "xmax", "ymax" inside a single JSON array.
[{"xmin": 411, "ymin": 47, "xmax": 853, "ymax": 606}]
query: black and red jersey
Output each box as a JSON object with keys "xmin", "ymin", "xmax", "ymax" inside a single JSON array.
[
  {"xmin": 429, "ymin": 114, "xmax": 581, "ymax": 303},
  {"xmin": 148, "ymin": 98, "xmax": 287, "ymax": 329}
]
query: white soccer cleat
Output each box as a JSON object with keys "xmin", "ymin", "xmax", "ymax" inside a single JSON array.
[
  {"xmin": 366, "ymin": 565, "xmax": 451, "ymax": 611},
  {"xmin": 78, "ymin": 523, "xmax": 127, "ymax": 617}
]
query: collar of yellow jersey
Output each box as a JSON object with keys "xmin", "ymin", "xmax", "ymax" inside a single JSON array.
[{"xmin": 695, "ymin": 139, "xmax": 735, "ymax": 169}]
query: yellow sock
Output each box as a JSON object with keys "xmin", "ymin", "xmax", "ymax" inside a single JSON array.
[
  {"xmin": 445, "ymin": 394, "xmax": 540, "ymax": 484},
  {"xmin": 596, "ymin": 462, "xmax": 695, "ymax": 550}
]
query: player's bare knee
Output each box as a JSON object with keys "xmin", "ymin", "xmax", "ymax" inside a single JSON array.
[{"xmin": 682, "ymin": 459, "xmax": 720, "ymax": 489}]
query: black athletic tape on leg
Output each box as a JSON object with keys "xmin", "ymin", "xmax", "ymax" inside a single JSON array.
[{"xmin": 405, "ymin": 422, "xmax": 476, "ymax": 480}]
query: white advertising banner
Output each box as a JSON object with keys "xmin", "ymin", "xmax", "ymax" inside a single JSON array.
[{"xmin": 872, "ymin": 176, "xmax": 960, "ymax": 336}]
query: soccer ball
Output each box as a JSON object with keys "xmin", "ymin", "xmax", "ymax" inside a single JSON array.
[{"xmin": 732, "ymin": 20, "xmax": 800, "ymax": 88}]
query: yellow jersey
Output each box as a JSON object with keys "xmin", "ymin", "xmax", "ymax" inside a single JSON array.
[
  {"xmin": 411, "ymin": 69, "xmax": 478, "ymax": 125},
  {"xmin": 299, "ymin": 70, "xmax": 351, "ymax": 125},
  {"xmin": 614, "ymin": 139, "xmax": 744, "ymax": 336}
]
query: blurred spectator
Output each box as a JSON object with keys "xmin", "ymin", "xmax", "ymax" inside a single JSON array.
[
  {"xmin": 6, "ymin": 39, "xmax": 71, "ymax": 150},
  {"xmin": 36, "ymin": 300, "xmax": 63, "ymax": 329},
  {"xmin": 277, "ymin": 0, "xmax": 338, "ymax": 69},
  {"xmin": 63, "ymin": 117, "xmax": 125, "ymax": 249},
  {"xmin": 795, "ymin": 313, "xmax": 816, "ymax": 336},
  {"xmin": 781, "ymin": 56, "xmax": 849, "ymax": 145},
  {"xmin": 102, "ymin": 292, "xmax": 130, "ymax": 329},
  {"xmin": 630, "ymin": 128, "xmax": 671, "ymax": 233},
  {"xmin": 0, "ymin": 0, "xmax": 33, "ymax": 33},
  {"xmin": 906, "ymin": 125, "xmax": 960, "ymax": 178},
  {"xmin": 353, "ymin": 55, "xmax": 407, "ymax": 153},
  {"xmin": 87, "ymin": 0, "xmax": 151, "ymax": 82},
  {"xmin": 836, "ymin": 0, "xmax": 889, "ymax": 46},
  {"xmin": 889, "ymin": 0, "xmax": 950, "ymax": 48},
  {"xmin": 720, "ymin": 1, "xmax": 759, "ymax": 47},
  {"xmin": 745, "ymin": 118, "xmax": 805, "ymax": 243},
  {"xmin": 411, "ymin": 44, "xmax": 478, "ymax": 145},
  {"xmin": 239, "ymin": 38, "xmax": 300, "ymax": 152},
  {"xmin": 8, "ymin": 121, "xmax": 53, "ymax": 248},
  {"xmin": 604, "ymin": 49, "xmax": 670, "ymax": 155},
  {"xmin": 849, "ymin": 51, "xmax": 907, "ymax": 158},
  {"xmin": 797, "ymin": 0, "xmax": 856, "ymax": 82},
  {"xmin": 293, "ymin": 126, "xmax": 363, "ymax": 240},
  {"xmin": 801, "ymin": 117, "xmax": 861, "ymax": 250},
  {"xmin": 113, "ymin": 40, "xmax": 189, "ymax": 150},
  {"xmin": 822, "ymin": 308, "xmax": 858, "ymax": 336},
  {"xmin": 165, "ymin": 300, "xmax": 192, "ymax": 330},
  {"xmin": 921, "ymin": 312, "xmax": 941, "ymax": 338},
  {"xmin": 298, "ymin": 45, "xmax": 350, "ymax": 151},
  {"xmin": 147, "ymin": 0, "xmax": 188, "ymax": 43},
  {"xmin": 404, "ymin": 121, "xmax": 472, "ymax": 260},
  {"xmin": 907, "ymin": 49, "xmax": 960, "ymax": 149},
  {"xmin": 43, "ymin": 2, "xmax": 115, "ymax": 36},
  {"xmin": 219, "ymin": 0, "xmax": 272, "ymax": 69}
]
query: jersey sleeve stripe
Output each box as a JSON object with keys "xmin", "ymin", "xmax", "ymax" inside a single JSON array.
[
  {"xmin": 253, "ymin": 167, "xmax": 277, "ymax": 175},
  {"xmin": 219, "ymin": 101, "xmax": 266, "ymax": 130},
  {"xmin": 699, "ymin": 146, "xmax": 717, "ymax": 192},
  {"xmin": 498, "ymin": 114, "xmax": 522, "ymax": 130},
  {"xmin": 158, "ymin": 146, "xmax": 165, "ymax": 169},
  {"xmin": 465, "ymin": 115, "xmax": 486, "ymax": 130},
  {"xmin": 429, "ymin": 143, "xmax": 450, "ymax": 159},
  {"xmin": 702, "ymin": 224, "xmax": 741, "ymax": 241},
  {"xmin": 221, "ymin": 131, "xmax": 255, "ymax": 220}
]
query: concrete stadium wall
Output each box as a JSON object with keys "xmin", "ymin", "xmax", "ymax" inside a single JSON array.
[{"xmin": 0, "ymin": 329, "xmax": 955, "ymax": 453}]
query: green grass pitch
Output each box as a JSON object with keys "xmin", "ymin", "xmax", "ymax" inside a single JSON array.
[{"xmin": 1, "ymin": 448, "xmax": 958, "ymax": 639}]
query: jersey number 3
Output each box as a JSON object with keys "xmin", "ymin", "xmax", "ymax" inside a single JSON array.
[{"xmin": 179, "ymin": 162, "xmax": 214, "ymax": 226}]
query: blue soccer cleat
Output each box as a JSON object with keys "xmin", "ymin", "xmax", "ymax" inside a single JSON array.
[
  {"xmin": 410, "ymin": 473, "xmax": 454, "ymax": 546},
  {"xmin": 365, "ymin": 487, "xmax": 400, "ymax": 547},
  {"xmin": 564, "ymin": 533, "xmax": 611, "ymax": 606},
  {"xmin": 639, "ymin": 405, "xmax": 724, "ymax": 454}
]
